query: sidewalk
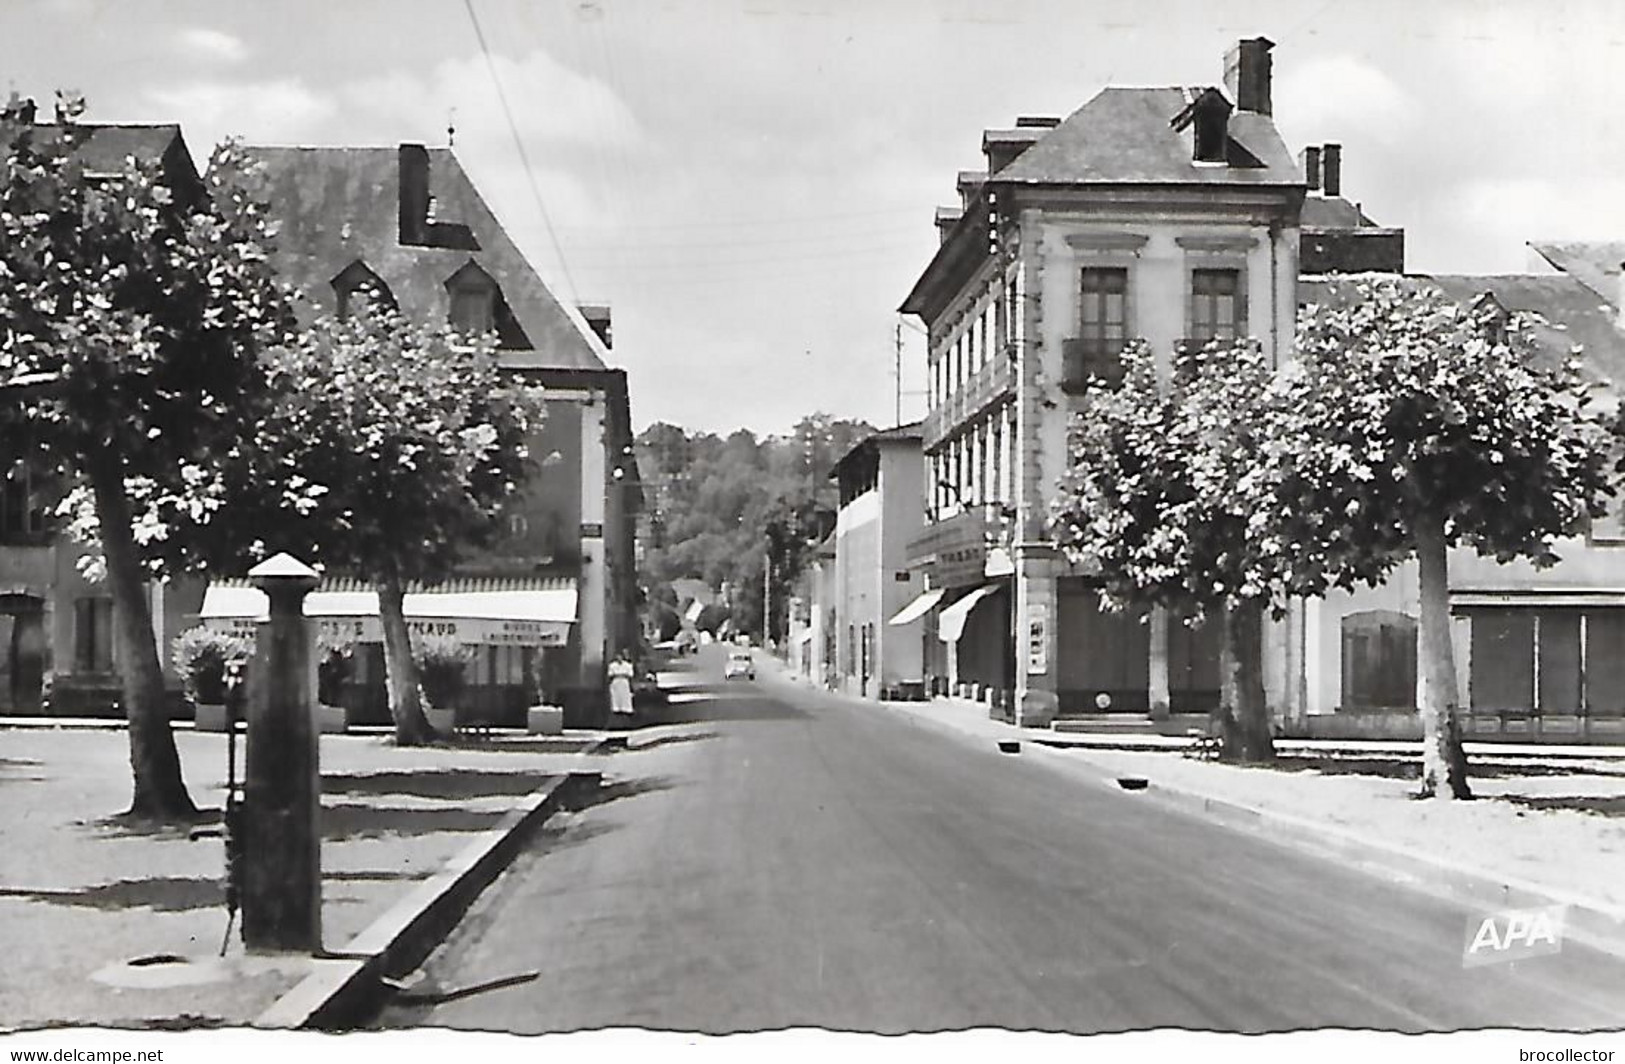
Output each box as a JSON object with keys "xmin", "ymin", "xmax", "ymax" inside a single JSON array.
[
  {"xmin": 0, "ymin": 727, "xmax": 607, "ymax": 1031},
  {"xmin": 764, "ymin": 660, "xmax": 1625, "ymax": 945}
]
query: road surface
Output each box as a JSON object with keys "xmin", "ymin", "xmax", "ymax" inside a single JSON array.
[{"xmin": 379, "ymin": 647, "xmax": 1625, "ymax": 1033}]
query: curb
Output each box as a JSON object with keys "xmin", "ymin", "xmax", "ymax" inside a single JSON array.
[
  {"xmin": 255, "ymin": 755, "xmax": 607, "ymax": 1030},
  {"xmin": 771, "ymin": 664, "xmax": 1625, "ymax": 965}
]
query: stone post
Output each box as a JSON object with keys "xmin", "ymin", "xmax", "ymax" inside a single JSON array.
[{"xmin": 241, "ymin": 552, "xmax": 322, "ymax": 954}]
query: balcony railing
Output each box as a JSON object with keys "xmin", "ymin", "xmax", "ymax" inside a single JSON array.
[{"xmin": 923, "ymin": 356, "xmax": 1014, "ymax": 449}]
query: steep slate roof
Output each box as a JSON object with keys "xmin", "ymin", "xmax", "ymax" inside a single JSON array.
[
  {"xmin": 8, "ymin": 122, "xmax": 202, "ymax": 197},
  {"xmin": 239, "ymin": 145, "xmax": 607, "ymax": 372},
  {"xmin": 1300, "ymin": 273, "xmax": 1625, "ymax": 389},
  {"xmin": 993, "ymin": 87, "xmax": 1300, "ymax": 187},
  {"xmin": 1530, "ymin": 241, "xmax": 1625, "ymax": 306},
  {"xmin": 1301, "ymin": 195, "xmax": 1381, "ymax": 228}
]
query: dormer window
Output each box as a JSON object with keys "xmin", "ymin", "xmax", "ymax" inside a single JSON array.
[
  {"xmin": 331, "ymin": 260, "xmax": 395, "ymax": 320},
  {"xmin": 444, "ymin": 260, "xmax": 531, "ymax": 349},
  {"xmin": 447, "ymin": 262, "xmax": 498, "ymax": 335},
  {"xmin": 1171, "ymin": 88, "xmax": 1233, "ymax": 165}
]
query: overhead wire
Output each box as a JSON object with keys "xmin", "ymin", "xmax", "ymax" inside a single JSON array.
[{"xmin": 462, "ymin": 0, "xmax": 581, "ymax": 306}]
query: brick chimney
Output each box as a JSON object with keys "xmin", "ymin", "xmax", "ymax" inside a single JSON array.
[
  {"xmin": 1224, "ymin": 37, "xmax": 1274, "ymax": 115},
  {"xmin": 935, "ymin": 206, "xmax": 962, "ymax": 246},
  {"xmin": 1300, "ymin": 146, "xmax": 1322, "ymax": 191},
  {"xmin": 398, "ymin": 143, "xmax": 430, "ymax": 247},
  {"xmin": 1322, "ymin": 143, "xmax": 1342, "ymax": 197}
]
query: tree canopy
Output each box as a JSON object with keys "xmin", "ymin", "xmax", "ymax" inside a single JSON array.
[
  {"xmin": 1284, "ymin": 276, "xmax": 1612, "ymax": 797},
  {"xmin": 0, "ymin": 119, "xmax": 294, "ymax": 821},
  {"xmin": 1048, "ymin": 340, "xmax": 1282, "ymax": 760}
]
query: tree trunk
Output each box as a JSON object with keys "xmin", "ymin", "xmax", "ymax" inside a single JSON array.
[
  {"xmin": 1148, "ymin": 605, "xmax": 1171, "ymax": 721},
  {"xmin": 377, "ymin": 566, "xmax": 432, "ymax": 745},
  {"xmin": 1217, "ymin": 599, "xmax": 1276, "ymax": 763},
  {"xmin": 89, "ymin": 455, "xmax": 198, "ymax": 822},
  {"xmin": 1415, "ymin": 513, "xmax": 1472, "ymax": 799}
]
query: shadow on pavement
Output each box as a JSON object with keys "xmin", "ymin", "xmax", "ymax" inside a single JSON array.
[
  {"xmin": 0, "ymin": 876, "xmax": 222, "ymax": 912},
  {"xmin": 324, "ymin": 770, "xmax": 546, "ymax": 800},
  {"xmin": 622, "ymin": 730, "xmax": 719, "ymax": 752},
  {"xmin": 639, "ymin": 685, "xmax": 809, "ymax": 724},
  {"xmin": 562, "ymin": 773, "xmax": 679, "ymax": 813},
  {"xmin": 320, "ymin": 803, "xmax": 511, "ymax": 841},
  {"xmin": 1501, "ymin": 794, "xmax": 1625, "ymax": 817}
]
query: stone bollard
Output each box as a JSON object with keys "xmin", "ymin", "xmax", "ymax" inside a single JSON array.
[{"xmin": 241, "ymin": 553, "xmax": 322, "ymax": 954}]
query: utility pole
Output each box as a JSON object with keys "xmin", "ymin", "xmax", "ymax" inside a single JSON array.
[
  {"xmin": 763, "ymin": 550, "xmax": 771, "ymax": 647},
  {"xmin": 894, "ymin": 320, "xmax": 903, "ymax": 427}
]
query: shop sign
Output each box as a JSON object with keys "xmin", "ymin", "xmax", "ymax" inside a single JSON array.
[
  {"xmin": 1026, "ymin": 603, "xmax": 1048, "ymax": 675},
  {"xmin": 205, "ymin": 614, "xmax": 568, "ymax": 647}
]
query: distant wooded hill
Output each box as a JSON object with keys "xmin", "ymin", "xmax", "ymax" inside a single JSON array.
[{"xmin": 637, "ymin": 414, "xmax": 876, "ymax": 642}]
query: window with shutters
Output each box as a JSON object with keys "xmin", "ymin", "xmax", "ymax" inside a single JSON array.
[
  {"xmin": 1340, "ymin": 610, "xmax": 1418, "ymax": 711},
  {"xmin": 74, "ymin": 597, "xmax": 115, "ymax": 673},
  {"xmin": 1062, "ymin": 267, "xmax": 1129, "ymax": 391},
  {"xmin": 1189, "ymin": 267, "xmax": 1245, "ymax": 344}
]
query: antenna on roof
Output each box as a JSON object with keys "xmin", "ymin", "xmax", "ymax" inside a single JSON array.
[{"xmin": 446, "ymin": 106, "xmax": 457, "ymax": 148}]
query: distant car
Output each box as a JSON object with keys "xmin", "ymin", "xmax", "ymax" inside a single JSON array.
[{"xmin": 723, "ymin": 650, "xmax": 755, "ymax": 681}]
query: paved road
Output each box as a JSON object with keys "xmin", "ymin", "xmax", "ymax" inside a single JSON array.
[{"xmin": 380, "ymin": 647, "xmax": 1625, "ymax": 1034}]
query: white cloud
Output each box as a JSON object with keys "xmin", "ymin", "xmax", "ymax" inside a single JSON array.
[
  {"xmin": 1273, "ymin": 54, "xmax": 1418, "ymax": 147},
  {"xmin": 1452, "ymin": 176, "xmax": 1625, "ymax": 250},
  {"xmin": 139, "ymin": 79, "xmax": 335, "ymax": 154},
  {"xmin": 343, "ymin": 49, "xmax": 641, "ymax": 151},
  {"xmin": 177, "ymin": 27, "xmax": 248, "ymax": 65}
]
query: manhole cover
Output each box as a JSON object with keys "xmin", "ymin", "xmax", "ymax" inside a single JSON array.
[{"xmin": 92, "ymin": 952, "xmax": 313, "ymax": 990}]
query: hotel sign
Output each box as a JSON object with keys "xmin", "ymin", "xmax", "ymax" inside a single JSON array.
[{"xmin": 207, "ymin": 615, "xmax": 569, "ymax": 647}]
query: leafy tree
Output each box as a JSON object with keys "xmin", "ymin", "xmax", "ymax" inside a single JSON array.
[
  {"xmin": 219, "ymin": 304, "xmax": 545, "ymax": 744},
  {"xmin": 1283, "ymin": 277, "xmax": 1611, "ymax": 798},
  {"xmin": 0, "ymin": 117, "xmax": 293, "ymax": 821},
  {"xmin": 1048, "ymin": 340, "xmax": 1281, "ymax": 762},
  {"xmin": 634, "ymin": 412, "xmax": 871, "ymax": 641}
]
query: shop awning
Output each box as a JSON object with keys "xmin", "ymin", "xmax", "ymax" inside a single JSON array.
[
  {"xmin": 198, "ymin": 576, "xmax": 578, "ymax": 647},
  {"xmin": 888, "ymin": 588, "xmax": 945, "ymax": 627},
  {"xmin": 1452, "ymin": 590, "xmax": 1625, "ymax": 609},
  {"xmin": 937, "ymin": 584, "xmax": 1000, "ymax": 643}
]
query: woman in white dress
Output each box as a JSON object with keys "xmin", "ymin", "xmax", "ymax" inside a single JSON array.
[{"xmin": 608, "ymin": 653, "xmax": 636, "ymax": 715}]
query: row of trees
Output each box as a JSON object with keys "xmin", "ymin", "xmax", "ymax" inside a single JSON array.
[
  {"xmin": 1, "ymin": 110, "xmax": 544, "ymax": 821},
  {"xmin": 1049, "ymin": 279, "xmax": 1613, "ymax": 799},
  {"xmin": 637, "ymin": 414, "xmax": 874, "ymax": 641}
]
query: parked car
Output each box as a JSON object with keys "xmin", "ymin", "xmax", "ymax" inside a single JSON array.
[{"xmin": 723, "ymin": 650, "xmax": 756, "ymax": 681}]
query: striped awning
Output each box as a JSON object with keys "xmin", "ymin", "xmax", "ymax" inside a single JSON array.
[{"xmin": 198, "ymin": 576, "xmax": 577, "ymax": 647}]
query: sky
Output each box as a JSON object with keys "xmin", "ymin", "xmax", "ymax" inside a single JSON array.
[{"xmin": 3, "ymin": 0, "xmax": 1624, "ymax": 437}]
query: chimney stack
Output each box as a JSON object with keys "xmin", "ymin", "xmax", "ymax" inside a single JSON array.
[
  {"xmin": 1322, "ymin": 143, "xmax": 1342, "ymax": 197},
  {"xmin": 1299, "ymin": 146, "xmax": 1322, "ymax": 191},
  {"xmin": 1224, "ymin": 37, "xmax": 1274, "ymax": 115},
  {"xmin": 398, "ymin": 143, "xmax": 430, "ymax": 247},
  {"xmin": 935, "ymin": 206, "xmax": 962, "ymax": 246}
]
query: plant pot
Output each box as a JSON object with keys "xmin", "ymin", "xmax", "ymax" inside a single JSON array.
[
  {"xmin": 527, "ymin": 704, "xmax": 564, "ymax": 735},
  {"xmin": 316, "ymin": 703, "xmax": 348, "ymax": 735},
  {"xmin": 194, "ymin": 703, "xmax": 229, "ymax": 733},
  {"xmin": 425, "ymin": 706, "xmax": 457, "ymax": 736}
]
